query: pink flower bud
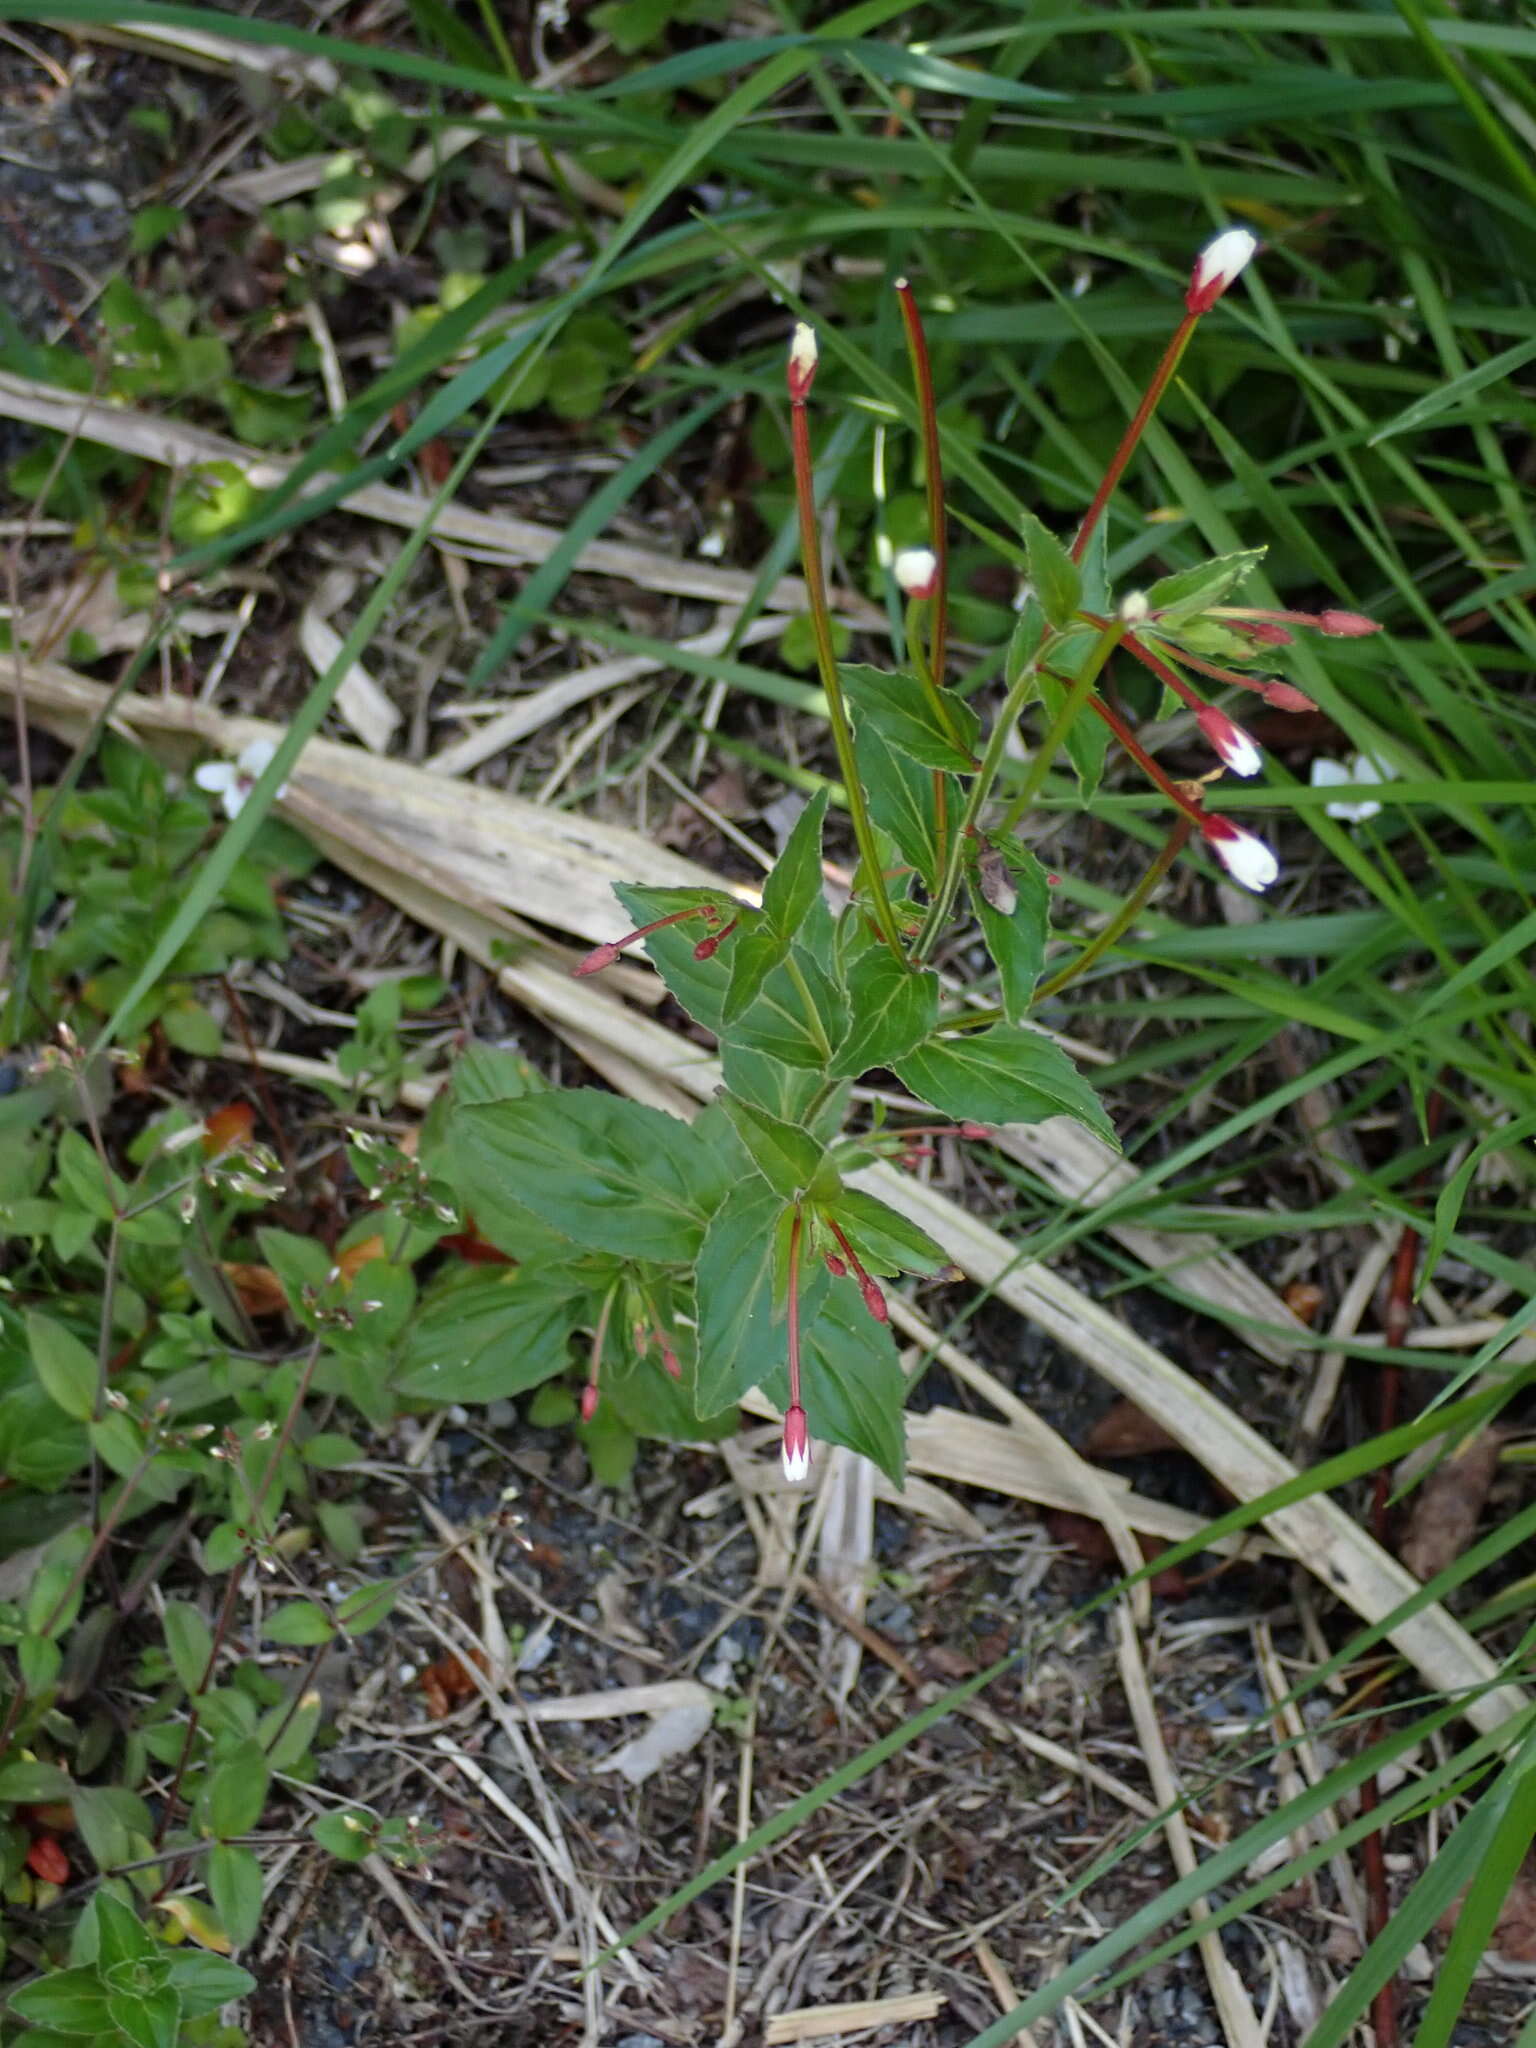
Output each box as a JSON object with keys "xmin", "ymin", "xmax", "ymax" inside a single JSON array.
[
  {"xmin": 572, "ymin": 942, "xmax": 621, "ymax": 978},
  {"xmin": 781, "ymin": 1403, "xmax": 811, "ymax": 1483},
  {"xmin": 861, "ymin": 1277, "xmax": 889, "ymax": 1324},
  {"xmin": 1262, "ymin": 681, "xmax": 1316, "ymax": 713},
  {"xmin": 1241, "ymin": 620, "xmax": 1293, "ymax": 646},
  {"xmin": 1196, "ymin": 705, "xmax": 1262, "ymax": 778},
  {"xmin": 1200, "ymin": 815, "xmax": 1279, "ymax": 892},
  {"xmin": 660, "ymin": 1344, "xmax": 682, "ymax": 1381},
  {"xmin": 580, "ymin": 1384, "xmax": 599, "ymax": 1423},
  {"xmin": 959, "ymin": 1122, "xmax": 992, "ymax": 1141},
  {"xmin": 787, "ymin": 322, "xmax": 819, "ymax": 401},
  {"xmin": 825, "ymin": 1252, "xmax": 848, "ymax": 1277},
  {"xmin": 893, "ymin": 547, "xmax": 939, "ymax": 600},
  {"xmin": 1186, "ymin": 228, "xmax": 1258, "ymax": 315},
  {"xmin": 1317, "ymin": 609, "xmax": 1381, "ymax": 637}
]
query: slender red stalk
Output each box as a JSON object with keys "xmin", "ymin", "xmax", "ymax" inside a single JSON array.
[
  {"xmin": 787, "ymin": 1206, "xmax": 804, "ymax": 1415},
  {"xmin": 895, "ymin": 278, "xmax": 949, "ymax": 684},
  {"xmin": 1071, "ymin": 312, "xmax": 1197, "ymax": 563},
  {"xmin": 1068, "ymin": 682, "xmax": 1206, "ymax": 824}
]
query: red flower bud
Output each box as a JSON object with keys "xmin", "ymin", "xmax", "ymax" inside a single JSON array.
[
  {"xmin": 573, "ymin": 942, "xmax": 621, "ymax": 978},
  {"xmin": 580, "ymin": 1384, "xmax": 599, "ymax": 1423},
  {"xmin": 781, "ymin": 1403, "xmax": 811, "ymax": 1482},
  {"xmin": 861, "ymin": 1277, "xmax": 888, "ymax": 1323},
  {"xmin": 825, "ymin": 1252, "xmax": 847, "ymax": 1277},
  {"xmin": 1317, "ymin": 609, "xmax": 1381, "ymax": 637}
]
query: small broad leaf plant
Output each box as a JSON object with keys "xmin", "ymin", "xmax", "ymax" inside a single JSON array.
[{"xmin": 444, "ymin": 231, "xmax": 1379, "ymax": 1492}]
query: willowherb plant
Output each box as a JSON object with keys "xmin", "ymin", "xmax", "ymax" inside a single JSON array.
[{"xmin": 444, "ymin": 230, "xmax": 1381, "ymax": 1485}]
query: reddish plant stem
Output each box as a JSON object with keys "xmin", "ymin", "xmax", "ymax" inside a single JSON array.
[
  {"xmin": 786, "ymin": 1206, "xmax": 804, "ymax": 1414},
  {"xmin": 1071, "ymin": 312, "xmax": 1196, "ymax": 564},
  {"xmin": 894, "ymin": 278, "xmax": 949, "ymax": 685},
  {"xmin": 1072, "ymin": 682, "xmax": 1207, "ymax": 824}
]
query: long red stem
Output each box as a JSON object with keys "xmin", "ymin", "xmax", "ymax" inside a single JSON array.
[
  {"xmin": 895, "ymin": 278, "xmax": 949, "ymax": 684},
  {"xmin": 786, "ymin": 1206, "xmax": 804, "ymax": 1413},
  {"xmin": 1071, "ymin": 312, "xmax": 1196, "ymax": 564}
]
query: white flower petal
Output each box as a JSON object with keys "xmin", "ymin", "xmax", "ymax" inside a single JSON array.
[
  {"xmin": 237, "ymin": 739, "xmax": 279, "ymax": 778},
  {"xmin": 194, "ymin": 762, "xmax": 235, "ymax": 793}
]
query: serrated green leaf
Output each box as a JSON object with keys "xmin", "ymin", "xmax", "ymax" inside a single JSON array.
[
  {"xmin": 1021, "ymin": 510, "xmax": 1081, "ymax": 628},
  {"xmin": 839, "ymin": 666, "xmax": 980, "ymax": 771},
  {"xmin": 831, "ymin": 952, "xmax": 939, "ymax": 1078},
  {"xmin": 851, "ymin": 715, "xmax": 951, "ymax": 891},
  {"xmin": 721, "ymin": 918, "xmax": 790, "ymax": 1025},
  {"xmin": 107, "ymin": 1984, "xmax": 179, "ymax": 2048},
  {"xmin": 392, "ymin": 1267, "xmax": 581, "ymax": 1403},
  {"xmin": 895, "ymin": 1026, "xmax": 1116, "ymax": 1146},
  {"xmin": 822, "ymin": 1189, "xmax": 947, "ymax": 1278},
  {"xmin": 27, "ymin": 1312, "xmax": 98, "ymax": 1422},
  {"xmin": 970, "ymin": 836, "xmax": 1050, "ymax": 1020},
  {"xmin": 718, "ymin": 1096, "xmax": 836, "ymax": 1200},
  {"xmin": 694, "ymin": 1181, "xmax": 792, "ymax": 1414},
  {"xmin": 1145, "ymin": 546, "xmax": 1266, "ymax": 627},
  {"xmin": 761, "ymin": 787, "xmax": 830, "ymax": 936},
  {"xmin": 166, "ymin": 1950, "xmax": 256, "ymax": 2016},
  {"xmin": 798, "ymin": 1288, "xmax": 907, "ymax": 1487},
  {"xmin": 452, "ymin": 1090, "xmax": 721, "ymax": 1263},
  {"xmin": 9, "ymin": 1965, "xmax": 115, "ymax": 2034},
  {"xmin": 1038, "ymin": 630, "xmax": 1109, "ymax": 803}
]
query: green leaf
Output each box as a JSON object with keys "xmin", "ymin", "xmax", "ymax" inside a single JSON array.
[
  {"xmin": 1037, "ymin": 639, "xmax": 1109, "ymax": 803},
  {"xmin": 336, "ymin": 1579, "xmax": 397, "ymax": 1633},
  {"xmin": 206, "ymin": 1741, "xmax": 270, "ymax": 1838},
  {"xmin": 165, "ymin": 1951, "xmax": 256, "ymax": 2017},
  {"xmin": 53, "ymin": 1127, "xmax": 122, "ymax": 1221},
  {"xmin": 450, "ymin": 1043, "xmax": 541, "ymax": 1108},
  {"xmin": 970, "ymin": 837, "xmax": 1050, "ymax": 1020},
  {"xmin": 452, "ymin": 1090, "xmax": 721, "ymax": 1264},
  {"xmin": 838, "ymin": 665, "xmax": 980, "ymax": 771},
  {"xmin": 93, "ymin": 1890, "xmax": 155, "ymax": 1971},
  {"xmin": 259, "ymin": 1688, "xmax": 321, "ymax": 1773},
  {"xmin": 850, "ymin": 716, "xmax": 951, "ymax": 891},
  {"xmin": 311, "ymin": 1809, "xmax": 375, "ymax": 1861},
  {"xmin": 72, "ymin": 1786, "xmax": 151, "ymax": 1876},
  {"xmin": 694, "ymin": 1181, "xmax": 798, "ymax": 1414},
  {"xmin": 895, "ymin": 1026, "xmax": 1116, "ymax": 1147},
  {"xmin": 263, "ymin": 1602, "xmax": 334, "ymax": 1647},
  {"xmin": 208, "ymin": 1842, "xmax": 264, "ymax": 1948},
  {"xmin": 726, "ymin": 948, "xmax": 844, "ymax": 1071},
  {"xmin": 798, "ymin": 1287, "xmax": 906, "ymax": 1487},
  {"xmin": 831, "ymin": 950, "xmax": 939, "ymax": 1079},
  {"xmin": 0, "ymin": 1759, "xmax": 74, "ymax": 1803},
  {"xmin": 721, "ymin": 918, "xmax": 790, "ymax": 1026},
  {"xmin": 610, "ymin": 883, "xmax": 742, "ymax": 1033},
  {"xmin": 1145, "ymin": 547, "xmax": 1266, "ymax": 627},
  {"xmin": 107, "ymin": 1985, "xmax": 180, "ymax": 2048},
  {"xmin": 718, "ymin": 1095, "xmax": 837, "ymax": 1200},
  {"xmin": 27, "ymin": 1312, "xmax": 98, "ymax": 1422},
  {"xmin": 761, "ymin": 787, "xmax": 830, "ymax": 936},
  {"xmin": 392, "ymin": 1267, "xmax": 581, "ymax": 1403},
  {"xmin": 823, "ymin": 1189, "xmax": 946, "ymax": 1278},
  {"xmin": 162, "ymin": 1602, "xmax": 213, "ymax": 1696},
  {"xmin": 1020, "ymin": 510, "xmax": 1081, "ymax": 628},
  {"xmin": 9, "ymin": 1966, "xmax": 115, "ymax": 2034},
  {"xmin": 19, "ymin": 1633, "xmax": 62, "ymax": 1695}
]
